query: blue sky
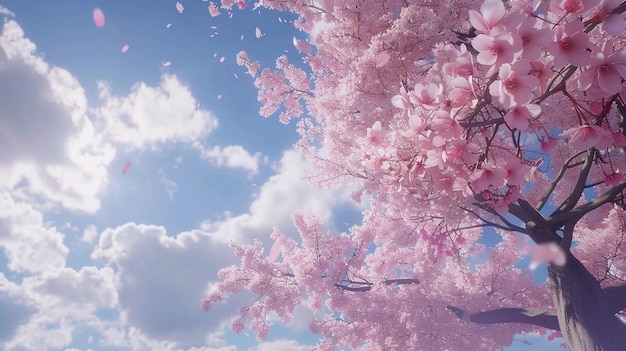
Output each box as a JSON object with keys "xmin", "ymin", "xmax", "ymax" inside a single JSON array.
[{"xmin": 0, "ymin": 1, "xmax": 566, "ymax": 350}]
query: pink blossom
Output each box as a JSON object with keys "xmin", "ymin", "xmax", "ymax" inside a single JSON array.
[
  {"xmin": 561, "ymin": 125, "xmax": 613, "ymax": 150},
  {"xmin": 524, "ymin": 242, "xmax": 567, "ymax": 270},
  {"xmin": 490, "ymin": 61, "xmax": 539, "ymax": 107},
  {"xmin": 448, "ymin": 76, "xmax": 477, "ymax": 108},
  {"xmin": 504, "ymin": 103, "xmax": 541, "ymax": 131},
  {"xmin": 402, "ymin": 114, "xmax": 426, "ymax": 137},
  {"xmin": 550, "ymin": 0, "xmax": 592, "ymax": 15},
  {"xmin": 391, "ymin": 86, "xmax": 412, "ymax": 110},
  {"xmin": 578, "ymin": 44, "xmax": 626, "ymax": 95},
  {"xmin": 547, "ymin": 20, "xmax": 592, "ymax": 69},
  {"xmin": 365, "ymin": 121, "xmax": 385, "ymax": 146},
  {"xmin": 470, "ymin": 165, "xmax": 507, "ymax": 190},
  {"xmin": 541, "ymin": 136, "xmax": 558, "ymax": 152},
  {"xmin": 529, "ymin": 60, "xmax": 552, "ymax": 93},
  {"xmin": 237, "ymin": 1, "xmax": 247, "ymax": 10},
  {"xmin": 588, "ymin": 0, "xmax": 625, "ymax": 35},
  {"xmin": 93, "ymin": 8, "xmax": 105, "ymax": 27},
  {"xmin": 517, "ymin": 17, "xmax": 552, "ymax": 61},
  {"xmin": 605, "ymin": 172, "xmax": 626, "ymax": 186},
  {"xmin": 409, "ymin": 79, "xmax": 444, "ymax": 110},
  {"xmin": 468, "ymin": 0, "xmax": 506, "ymax": 33},
  {"xmin": 208, "ymin": 2, "xmax": 220, "ymax": 16},
  {"xmin": 472, "ymin": 26, "xmax": 522, "ymax": 69}
]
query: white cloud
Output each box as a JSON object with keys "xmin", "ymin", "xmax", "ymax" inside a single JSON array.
[
  {"xmin": 196, "ymin": 144, "xmax": 261, "ymax": 175},
  {"xmin": 91, "ymin": 223, "xmax": 243, "ymax": 347},
  {"xmin": 95, "ymin": 75, "xmax": 218, "ymax": 150},
  {"xmin": 0, "ymin": 6, "xmax": 15, "ymax": 17},
  {"xmin": 0, "ymin": 192, "xmax": 68, "ymax": 273},
  {"xmin": 0, "ymin": 273, "xmax": 36, "ymax": 343},
  {"xmin": 0, "ymin": 20, "xmax": 114, "ymax": 213},
  {"xmin": 249, "ymin": 339, "xmax": 312, "ymax": 351},
  {"xmin": 82, "ymin": 225, "xmax": 98, "ymax": 244},
  {"xmin": 26, "ymin": 266, "xmax": 117, "ymax": 309},
  {"xmin": 203, "ymin": 150, "xmax": 359, "ymax": 244}
]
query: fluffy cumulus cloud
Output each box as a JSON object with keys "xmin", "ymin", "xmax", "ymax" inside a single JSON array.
[
  {"xmin": 0, "ymin": 192, "xmax": 68, "ymax": 273},
  {"xmin": 0, "ymin": 20, "xmax": 114, "ymax": 213},
  {"xmin": 95, "ymin": 75, "xmax": 219, "ymax": 150},
  {"xmin": 203, "ymin": 150, "xmax": 358, "ymax": 244},
  {"xmin": 196, "ymin": 144, "xmax": 262, "ymax": 175},
  {"xmin": 91, "ymin": 223, "xmax": 243, "ymax": 347}
]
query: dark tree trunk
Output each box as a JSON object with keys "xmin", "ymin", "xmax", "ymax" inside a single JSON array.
[{"xmin": 548, "ymin": 252, "xmax": 626, "ymax": 350}]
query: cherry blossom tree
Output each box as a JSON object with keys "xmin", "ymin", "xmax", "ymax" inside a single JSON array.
[{"xmin": 202, "ymin": 0, "xmax": 626, "ymax": 349}]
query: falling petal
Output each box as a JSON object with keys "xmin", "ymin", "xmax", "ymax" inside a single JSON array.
[
  {"xmin": 93, "ymin": 8, "xmax": 106, "ymax": 27},
  {"xmin": 122, "ymin": 161, "xmax": 132, "ymax": 174},
  {"xmin": 211, "ymin": 25, "xmax": 217, "ymax": 29},
  {"xmin": 121, "ymin": 44, "xmax": 129, "ymax": 53},
  {"xmin": 255, "ymin": 27, "xmax": 262, "ymax": 38},
  {"xmin": 217, "ymin": 94, "xmax": 222, "ymax": 99},
  {"xmin": 166, "ymin": 23, "xmax": 172, "ymax": 28},
  {"xmin": 163, "ymin": 61, "xmax": 171, "ymax": 67},
  {"xmin": 375, "ymin": 51, "xmax": 391, "ymax": 68},
  {"xmin": 293, "ymin": 37, "xmax": 312, "ymax": 54},
  {"xmin": 219, "ymin": 56, "xmax": 225, "ymax": 63},
  {"xmin": 213, "ymin": 53, "xmax": 217, "ymax": 57},
  {"xmin": 176, "ymin": 1, "xmax": 184, "ymax": 13},
  {"xmin": 240, "ymin": 34, "xmax": 244, "ymax": 40},
  {"xmin": 268, "ymin": 240, "xmax": 282, "ymax": 262},
  {"xmin": 234, "ymin": 73, "xmax": 239, "ymax": 79}
]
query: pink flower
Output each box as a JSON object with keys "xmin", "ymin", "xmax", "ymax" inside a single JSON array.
[
  {"xmin": 541, "ymin": 136, "xmax": 558, "ymax": 152},
  {"xmin": 550, "ymin": 0, "xmax": 592, "ymax": 15},
  {"xmin": 448, "ymin": 76, "xmax": 478, "ymax": 108},
  {"xmin": 472, "ymin": 26, "xmax": 522, "ymax": 69},
  {"xmin": 402, "ymin": 114, "xmax": 426, "ymax": 137},
  {"xmin": 529, "ymin": 60, "xmax": 552, "ymax": 93},
  {"xmin": 517, "ymin": 17, "xmax": 552, "ymax": 61},
  {"xmin": 524, "ymin": 242, "xmax": 567, "ymax": 270},
  {"xmin": 365, "ymin": 121, "xmax": 386, "ymax": 146},
  {"xmin": 471, "ymin": 165, "xmax": 507, "ymax": 190},
  {"xmin": 578, "ymin": 43, "xmax": 626, "ymax": 96},
  {"xmin": 409, "ymin": 79, "xmax": 444, "ymax": 110},
  {"xmin": 547, "ymin": 21, "xmax": 592, "ymax": 69},
  {"xmin": 504, "ymin": 103, "xmax": 541, "ymax": 131},
  {"xmin": 605, "ymin": 172, "xmax": 626, "ymax": 186},
  {"xmin": 469, "ymin": 0, "xmax": 506, "ymax": 33},
  {"xmin": 561, "ymin": 125, "xmax": 613, "ymax": 150},
  {"xmin": 237, "ymin": 1, "xmax": 247, "ymax": 10},
  {"xmin": 208, "ymin": 2, "xmax": 220, "ymax": 16},
  {"xmin": 490, "ymin": 61, "xmax": 539, "ymax": 107},
  {"xmin": 588, "ymin": 0, "xmax": 625, "ymax": 35},
  {"xmin": 391, "ymin": 86, "xmax": 412, "ymax": 110}
]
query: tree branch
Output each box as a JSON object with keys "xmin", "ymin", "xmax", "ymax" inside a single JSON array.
[
  {"xmin": 551, "ymin": 149, "xmax": 596, "ymax": 217},
  {"xmin": 335, "ymin": 278, "xmax": 419, "ymax": 292},
  {"xmin": 447, "ymin": 306, "xmax": 560, "ymax": 331},
  {"xmin": 548, "ymin": 181, "xmax": 626, "ymax": 228},
  {"xmin": 536, "ymin": 151, "xmax": 586, "ymax": 212}
]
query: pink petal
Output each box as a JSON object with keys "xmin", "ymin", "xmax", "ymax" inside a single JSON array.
[
  {"xmin": 93, "ymin": 8, "xmax": 106, "ymax": 27},
  {"xmin": 255, "ymin": 27, "xmax": 262, "ymax": 38},
  {"xmin": 121, "ymin": 44, "xmax": 129, "ymax": 53},
  {"xmin": 176, "ymin": 1, "xmax": 184, "ymax": 13},
  {"xmin": 267, "ymin": 240, "xmax": 282, "ymax": 262},
  {"xmin": 122, "ymin": 161, "xmax": 132, "ymax": 174},
  {"xmin": 602, "ymin": 14, "xmax": 625, "ymax": 36},
  {"xmin": 375, "ymin": 51, "xmax": 391, "ymax": 68},
  {"xmin": 219, "ymin": 56, "xmax": 225, "ymax": 63},
  {"xmin": 292, "ymin": 37, "xmax": 312, "ymax": 54}
]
